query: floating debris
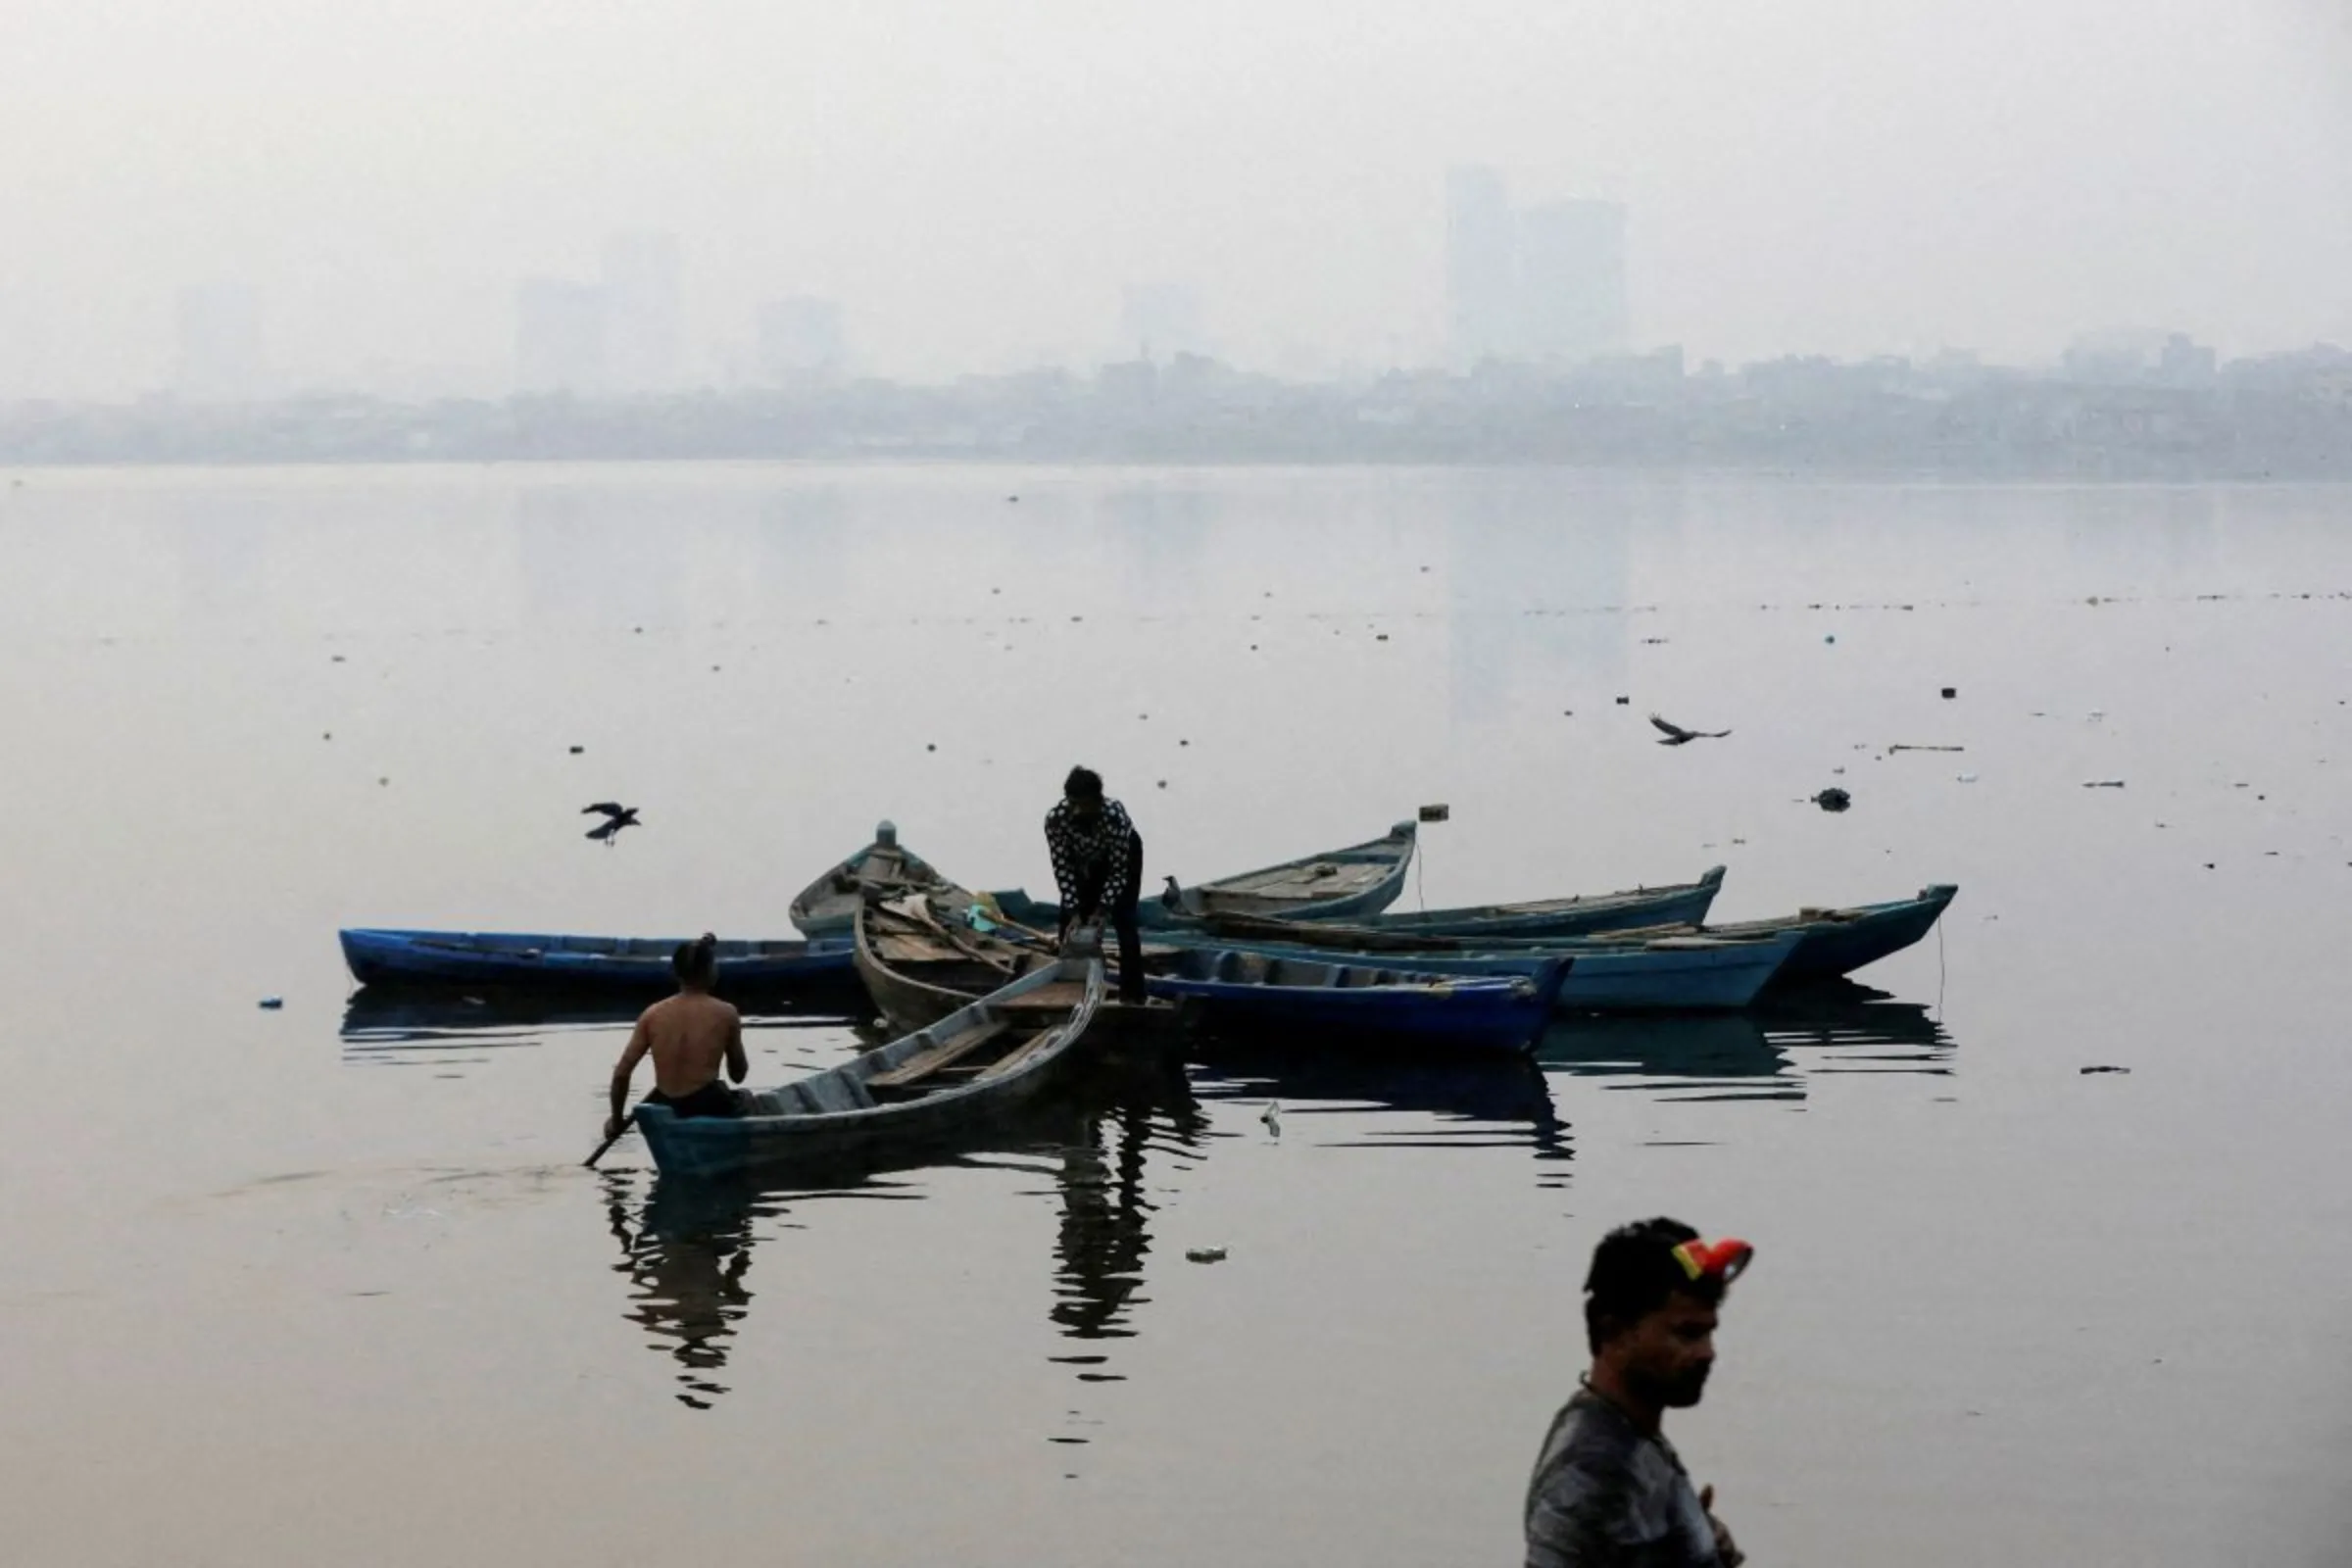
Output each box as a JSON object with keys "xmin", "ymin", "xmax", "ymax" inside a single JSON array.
[
  {"xmin": 568, "ymin": 745, "xmax": 584, "ymax": 755},
  {"xmin": 1956, "ymin": 772, "xmax": 1980, "ymax": 783},
  {"xmin": 1887, "ymin": 745, "xmax": 1964, "ymax": 755},
  {"xmin": 2080, "ymin": 1065, "xmax": 2132, "ymax": 1075},
  {"xmin": 2082, "ymin": 780, "xmax": 2126, "ymax": 789},
  {"xmin": 1185, "ymin": 1247, "xmax": 1228, "ymax": 1264},
  {"xmin": 1941, "ymin": 687, "xmax": 1957, "ymax": 699},
  {"xmin": 1813, "ymin": 788, "xmax": 1851, "ymax": 812},
  {"xmin": 258, "ymin": 996, "xmax": 283, "ymax": 1010},
  {"xmin": 1614, "ymin": 696, "xmax": 1631, "ymax": 706},
  {"xmin": 1418, "ymin": 804, "xmax": 1450, "ymax": 822}
]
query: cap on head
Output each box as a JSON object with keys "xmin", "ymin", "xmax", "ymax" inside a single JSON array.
[{"xmin": 1583, "ymin": 1216, "xmax": 1753, "ymax": 1352}]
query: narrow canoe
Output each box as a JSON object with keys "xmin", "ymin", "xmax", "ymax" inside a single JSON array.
[
  {"xmin": 1575, "ymin": 884, "xmax": 1958, "ymax": 985},
  {"xmin": 1210, "ymin": 865, "xmax": 1726, "ymax": 943},
  {"xmin": 1153, "ymin": 927, "xmax": 1803, "ymax": 1012},
  {"xmin": 987, "ymin": 819, "xmax": 1419, "ymax": 931},
  {"xmin": 635, "ymin": 959, "xmax": 1106, "ymax": 1179},
  {"xmin": 1147, "ymin": 948, "xmax": 1571, "ymax": 1054},
  {"xmin": 788, "ymin": 821, "xmax": 954, "ymax": 940},
  {"xmin": 338, "ymin": 927, "xmax": 858, "ymax": 997}
]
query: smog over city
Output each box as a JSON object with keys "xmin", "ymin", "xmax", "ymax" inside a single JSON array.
[{"xmin": 2, "ymin": 0, "xmax": 2347, "ymax": 421}]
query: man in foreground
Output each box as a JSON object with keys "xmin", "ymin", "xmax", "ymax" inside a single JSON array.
[
  {"xmin": 1525, "ymin": 1217, "xmax": 1754, "ymax": 1567},
  {"xmin": 1043, "ymin": 765, "xmax": 1147, "ymax": 1004},
  {"xmin": 604, "ymin": 934, "xmax": 749, "ymax": 1142}
]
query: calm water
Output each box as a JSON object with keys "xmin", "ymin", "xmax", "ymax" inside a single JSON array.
[{"xmin": 1, "ymin": 465, "xmax": 2348, "ymax": 1566}]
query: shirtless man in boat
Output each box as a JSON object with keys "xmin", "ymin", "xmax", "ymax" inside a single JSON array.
[{"xmin": 604, "ymin": 934, "xmax": 749, "ymax": 1141}]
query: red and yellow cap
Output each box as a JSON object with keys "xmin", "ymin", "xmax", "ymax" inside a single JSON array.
[{"xmin": 1670, "ymin": 1237, "xmax": 1754, "ymax": 1285}]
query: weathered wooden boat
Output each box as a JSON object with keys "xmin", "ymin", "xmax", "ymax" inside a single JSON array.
[
  {"xmin": 788, "ymin": 820, "xmax": 953, "ymax": 940},
  {"xmin": 634, "ymin": 959, "xmax": 1105, "ymax": 1179},
  {"xmin": 1327, "ymin": 865, "xmax": 1725, "ymax": 941},
  {"xmin": 1152, "ymin": 926, "xmax": 1803, "ymax": 1012},
  {"xmin": 1146, "ymin": 948, "xmax": 1571, "ymax": 1054},
  {"xmin": 858, "ymin": 895, "xmax": 1565, "ymax": 1051},
  {"xmin": 986, "ymin": 820, "xmax": 1419, "ymax": 931},
  {"xmin": 338, "ymin": 927, "xmax": 858, "ymax": 997},
  {"xmin": 1574, "ymin": 884, "xmax": 1958, "ymax": 986},
  {"xmin": 856, "ymin": 895, "xmax": 1056, "ymax": 1034}
]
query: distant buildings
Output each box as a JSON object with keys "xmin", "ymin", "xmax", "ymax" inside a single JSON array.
[
  {"xmin": 514, "ymin": 231, "xmax": 685, "ymax": 395},
  {"xmin": 1445, "ymin": 168, "xmax": 1628, "ymax": 368},
  {"xmin": 756, "ymin": 296, "xmax": 846, "ymax": 383},
  {"xmin": 1119, "ymin": 283, "xmax": 1207, "ymax": 360},
  {"xmin": 174, "ymin": 283, "xmax": 265, "ymax": 401}
]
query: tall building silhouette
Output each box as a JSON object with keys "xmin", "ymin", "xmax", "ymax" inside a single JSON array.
[
  {"xmin": 1446, "ymin": 169, "xmax": 1630, "ymax": 366},
  {"xmin": 1446, "ymin": 167, "xmax": 1518, "ymax": 366}
]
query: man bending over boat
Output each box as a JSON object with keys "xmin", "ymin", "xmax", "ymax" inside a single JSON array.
[
  {"xmin": 604, "ymin": 934, "xmax": 748, "ymax": 1141},
  {"xmin": 1044, "ymin": 765, "xmax": 1148, "ymax": 1004},
  {"xmin": 1525, "ymin": 1218, "xmax": 1752, "ymax": 1567}
]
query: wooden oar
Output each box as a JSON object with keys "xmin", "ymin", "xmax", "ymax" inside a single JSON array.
[{"xmin": 584, "ymin": 1112, "xmax": 635, "ymax": 1168}]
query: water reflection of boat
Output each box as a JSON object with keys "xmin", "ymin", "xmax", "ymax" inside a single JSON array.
[
  {"xmin": 1187, "ymin": 1041, "xmax": 1565, "ymax": 1154},
  {"xmin": 1536, "ymin": 982, "xmax": 1955, "ymax": 1097}
]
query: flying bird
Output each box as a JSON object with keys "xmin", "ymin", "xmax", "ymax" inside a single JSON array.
[
  {"xmin": 582, "ymin": 802, "xmax": 641, "ymax": 844},
  {"xmin": 1649, "ymin": 713, "xmax": 1732, "ymax": 746}
]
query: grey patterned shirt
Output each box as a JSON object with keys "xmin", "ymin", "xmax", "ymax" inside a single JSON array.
[{"xmin": 1525, "ymin": 1385, "xmax": 1723, "ymax": 1568}]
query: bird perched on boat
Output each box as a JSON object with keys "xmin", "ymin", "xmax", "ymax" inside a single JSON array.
[
  {"xmin": 582, "ymin": 802, "xmax": 642, "ymax": 844},
  {"xmin": 1160, "ymin": 874, "xmax": 1186, "ymax": 912},
  {"xmin": 1650, "ymin": 713, "xmax": 1732, "ymax": 746}
]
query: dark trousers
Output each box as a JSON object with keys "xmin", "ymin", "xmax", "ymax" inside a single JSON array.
[{"xmin": 1077, "ymin": 832, "xmax": 1148, "ymax": 1004}]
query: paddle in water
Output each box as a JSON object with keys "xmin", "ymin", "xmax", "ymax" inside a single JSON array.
[{"xmin": 584, "ymin": 1112, "xmax": 635, "ymax": 1168}]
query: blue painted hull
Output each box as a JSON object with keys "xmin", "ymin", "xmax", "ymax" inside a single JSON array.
[
  {"xmin": 1158, "ymin": 930, "xmax": 1801, "ymax": 1012},
  {"xmin": 1147, "ymin": 953, "xmax": 1570, "ymax": 1054},
  {"xmin": 1735, "ymin": 886, "xmax": 1957, "ymax": 983},
  {"xmin": 338, "ymin": 927, "xmax": 857, "ymax": 996}
]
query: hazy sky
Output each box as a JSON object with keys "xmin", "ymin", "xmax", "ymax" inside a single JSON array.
[{"xmin": 3, "ymin": 0, "xmax": 2348, "ymax": 395}]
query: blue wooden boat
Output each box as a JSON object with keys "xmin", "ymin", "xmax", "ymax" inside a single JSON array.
[
  {"xmin": 986, "ymin": 820, "xmax": 1418, "ymax": 932},
  {"xmin": 788, "ymin": 820, "xmax": 953, "ymax": 940},
  {"xmin": 338, "ymin": 927, "xmax": 857, "ymax": 996},
  {"xmin": 634, "ymin": 959, "xmax": 1105, "ymax": 1179},
  {"xmin": 1334, "ymin": 865, "xmax": 1725, "ymax": 941},
  {"xmin": 1153, "ymin": 927, "xmax": 1801, "ymax": 1012},
  {"xmin": 1145, "ymin": 947, "xmax": 1570, "ymax": 1054},
  {"xmin": 1588, "ymin": 884, "xmax": 1958, "ymax": 986}
]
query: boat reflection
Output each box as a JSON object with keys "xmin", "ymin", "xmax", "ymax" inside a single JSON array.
[
  {"xmin": 339, "ymin": 986, "xmax": 854, "ymax": 1067},
  {"xmin": 1538, "ymin": 983, "xmax": 1953, "ymax": 1101},
  {"xmin": 1186, "ymin": 1038, "xmax": 1567, "ymax": 1159}
]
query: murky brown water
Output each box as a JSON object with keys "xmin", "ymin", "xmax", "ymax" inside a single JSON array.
[{"xmin": 2, "ymin": 466, "xmax": 2348, "ymax": 1565}]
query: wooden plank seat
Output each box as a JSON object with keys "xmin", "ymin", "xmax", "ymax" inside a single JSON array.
[
  {"xmin": 993, "ymin": 980, "xmax": 1090, "ymax": 1014},
  {"xmin": 977, "ymin": 1028, "xmax": 1061, "ymax": 1081},
  {"xmin": 867, "ymin": 1017, "xmax": 1016, "ymax": 1089}
]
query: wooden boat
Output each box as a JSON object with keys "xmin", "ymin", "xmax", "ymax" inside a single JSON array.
[
  {"xmin": 1573, "ymin": 884, "xmax": 1958, "ymax": 986},
  {"xmin": 788, "ymin": 821, "xmax": 953, "ymax": 940},
  {"xmin": 1147, "ymin": 948, "xmax": 1571, "ymax": 1054},
  {"xmin": 855, "ymin": 895, "xmax": 1057, "ymax": 1035},
  {"xmin": 1333, "ymin": 865, "xmax": 1725, "ymax": 941},
  {"xmin": 859, "ymin": 894, "xmax": 1565, "ymax": 1052},
  {"xmin": 1152, "ymin": 927, "xmax": 1803, "ymax": 1012},
  {"xmin": 634, "ymin": 959, "xmax": 1105, "ymax": 1179},
  {"xmin": 338, "ymin": 927, "xmax": 858, "ymax": 997},
  {"xmin": 986, "ymin": 820, "xmax": 1419, "ymax": 931}
]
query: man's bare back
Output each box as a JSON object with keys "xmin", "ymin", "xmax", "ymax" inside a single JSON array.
[{"xmin": 629, "ymin": 992, "xmax": 747, "ymax": 1097}]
